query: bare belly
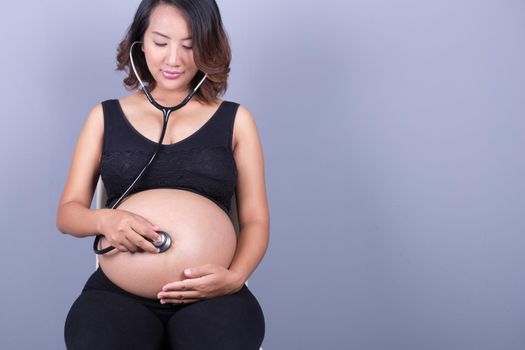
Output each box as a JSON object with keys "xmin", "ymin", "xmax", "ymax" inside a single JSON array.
[{"xmin": 98, "ymin": 188, "xmax": 237, "ymax": 299}]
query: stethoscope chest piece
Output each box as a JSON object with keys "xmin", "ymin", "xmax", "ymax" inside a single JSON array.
[{"xmin": 145, "ymin": 230, "xmax": 172, "ymax": 253}]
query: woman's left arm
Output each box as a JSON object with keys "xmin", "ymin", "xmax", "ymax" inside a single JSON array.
[
  {"xmin": 227, "ymin": 104, "xmax": 270, "ymax": 287},
  {"xmin": 158, "ymin": 105, "xmax": 270, "ymax": 303}
]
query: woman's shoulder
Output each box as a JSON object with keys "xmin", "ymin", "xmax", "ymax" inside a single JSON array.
[
  {"xmin": 217, "ymin": 99, "xmax": 254, "ymax": 118},
  {"xmin": 230, "ymin": 101, "xmax": 260, "ymax": 148},
  {"xmin": 230, "ymin": 101, "xmax": 255, "ymax": 123}
]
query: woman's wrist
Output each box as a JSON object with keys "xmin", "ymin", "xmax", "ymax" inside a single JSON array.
[
  {"xmin": 95, "ymin": 208, "xmax": 112, "ymax": 234},
  {"xmin": 229, "ymin": 269, "xmax": 247, "ymax": 288}
]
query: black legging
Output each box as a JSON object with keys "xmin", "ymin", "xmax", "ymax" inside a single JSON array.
[{"xmin": 64, "ymin": 267, "xmax": 265, "ymax": 350}]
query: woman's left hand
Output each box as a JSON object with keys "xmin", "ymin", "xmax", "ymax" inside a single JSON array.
[{"xmin": 157, "ymin": 264, "xmax": 244, "ymax": 305}]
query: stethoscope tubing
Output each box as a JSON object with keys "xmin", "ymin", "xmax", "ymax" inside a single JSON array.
[{"xmin": 93, "ymin": 40, "xmax": 207, "ymax": 255}]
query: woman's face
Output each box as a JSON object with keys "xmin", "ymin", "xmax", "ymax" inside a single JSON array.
[{"xmin": 141, "ymin": 4, "xmax": 197, "ymax": 95}]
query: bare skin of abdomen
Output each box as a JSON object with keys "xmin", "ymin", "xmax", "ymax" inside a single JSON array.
[{"xmin": 98, "ymin": 188, "xmax": 237, "ymax": 299}]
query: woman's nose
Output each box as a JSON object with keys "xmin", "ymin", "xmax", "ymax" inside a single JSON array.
[{"xmin": 167, "ymin": 46, "xmax": 181, "ymax": 66}]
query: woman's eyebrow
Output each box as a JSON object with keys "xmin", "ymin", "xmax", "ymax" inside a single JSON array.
[{"xmin": 152, "ymin": 31, "xmax": 192, "ymax": 40}]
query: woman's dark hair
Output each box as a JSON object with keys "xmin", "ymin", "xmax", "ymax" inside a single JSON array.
[{"xmin": 115, "ymin": 0, "xmax": 231, "ymax": 105}]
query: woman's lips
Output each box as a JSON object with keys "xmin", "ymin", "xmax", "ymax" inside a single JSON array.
[{"xmin": 162, "ymin": 71, "xmax": 183, "ymax": 79}]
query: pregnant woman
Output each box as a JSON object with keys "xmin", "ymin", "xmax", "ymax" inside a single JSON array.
[{"xmin": 56, "ymin": 1, "xmax": 269, "ymax": 349}]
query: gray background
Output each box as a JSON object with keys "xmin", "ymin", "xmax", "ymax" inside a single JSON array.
[{"xmin": 0, "ymin": 0, "xmax": 524, "ymax": 349}]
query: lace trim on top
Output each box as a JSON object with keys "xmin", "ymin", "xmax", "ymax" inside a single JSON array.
[{"xmin": 99, "ymin": 99, "xmax": 238, "ymax": 214}]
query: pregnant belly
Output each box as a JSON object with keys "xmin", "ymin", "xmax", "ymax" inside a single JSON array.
[{"xmin": 98, "ymin": 188, "xmax": 237, "ymax": 299}]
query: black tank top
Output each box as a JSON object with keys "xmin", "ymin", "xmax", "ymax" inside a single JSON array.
[{"xmin": 99, "ymin": 99, "xmax": 239, "ymax": 214}]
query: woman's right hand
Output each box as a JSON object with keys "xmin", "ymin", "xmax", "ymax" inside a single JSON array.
[{"xmin": 97, "ymin": 209, "xmax": 163, "ymax": 253}]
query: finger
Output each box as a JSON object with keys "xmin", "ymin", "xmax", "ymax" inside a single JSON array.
[
  {"xmin": 161, "ymin": 298, "xmax": 200, "ymax": 305},
  {"xmin": 116, "ymin": 244, "xmax": 129, "ymax": 253},
  {"xmin": 139, "ymin": 222, "xmax": 163, "ymax": 244},
  {"xmin": 184, "ymin": 264, "xmax": 216, "ymax": 278},
  {"xmin": 127, "ymin": 226, "xmax": 144, "ymax": 253},
  {"xmin": 103, "ymin": 236, "xmax": 128, "ymax": 252},
  {"xmin": 123, "ymin": 235, "xmax": 138, "ymax": 253},
  {"xmin": 162, "ymin": 280, "xmax": 193, "ymax": 292},
  {"xmin": 130, "ymin": 231, "xmax": 159, "ymax": 254},
  {"xmin": 130, "ymin": 224, "xmax": 160, "ymax": 253},
  {"xmin": 158, "ymin": 291, "xmax": 200, "ymax": 300},
  {"xmin": 135, "ymin": 216, "xmax": 163, "ymax": 243}
]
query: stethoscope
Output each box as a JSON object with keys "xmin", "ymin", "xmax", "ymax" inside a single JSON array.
[{"xmin": 93, "ymin": 40, "xmax": 208, "ymax": 255}]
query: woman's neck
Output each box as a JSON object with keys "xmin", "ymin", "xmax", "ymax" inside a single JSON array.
[{"xmin": 146, "ymin": 86, "xmax": 192, "ymax": 106}]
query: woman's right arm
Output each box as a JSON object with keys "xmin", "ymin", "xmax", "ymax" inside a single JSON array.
[
  {"xmin": 55, "ymin": 103, "xmax": 109, "ymax": 238},
  {"xmin": 55, "ymin": 103, "xmax": 163, "ymax": 254}
]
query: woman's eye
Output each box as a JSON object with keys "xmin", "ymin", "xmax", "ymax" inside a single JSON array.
[{"xmin": 153, "ymin": 43, "xmax": 192, "ymax": 50}]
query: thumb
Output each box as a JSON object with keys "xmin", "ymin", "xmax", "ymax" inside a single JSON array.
[{"xmin": 184, "ymin": 264, "xmax": 212, "ymax": 278}]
